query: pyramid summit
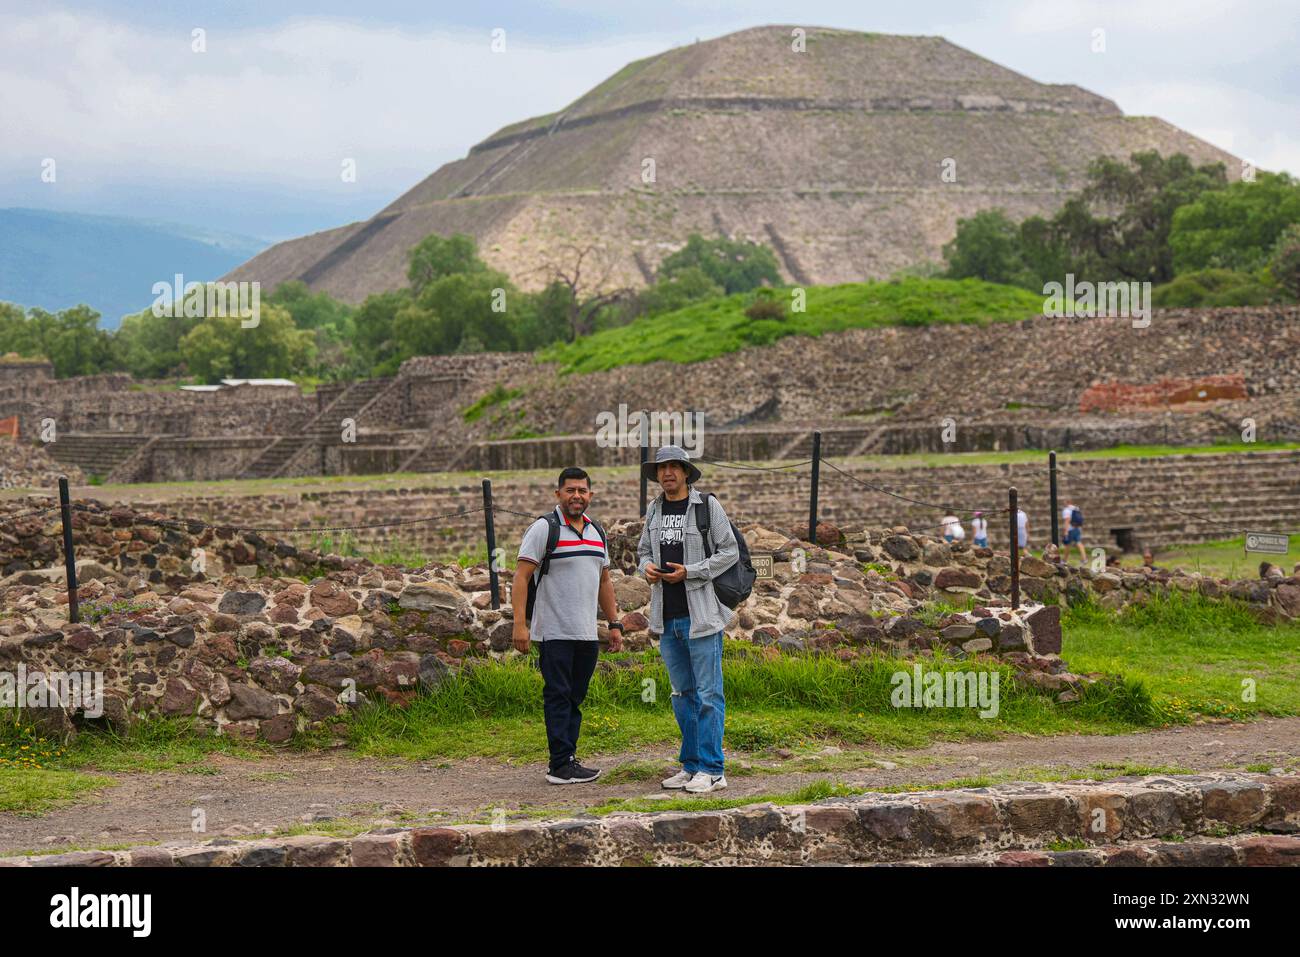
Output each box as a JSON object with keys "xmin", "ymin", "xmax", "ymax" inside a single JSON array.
[{"xmin": 228, "ymin": 25, "xmax": 1240, "ymax": 300}]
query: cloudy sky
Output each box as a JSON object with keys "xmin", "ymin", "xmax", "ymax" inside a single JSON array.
[{"xmin": 2, "ymin": 0, "xmax": 1296, "ymax": 241}]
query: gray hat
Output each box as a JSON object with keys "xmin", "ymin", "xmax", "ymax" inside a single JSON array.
[{"xmin": 642, "ymin": 445, "xmax": 702, "ymax": 485}]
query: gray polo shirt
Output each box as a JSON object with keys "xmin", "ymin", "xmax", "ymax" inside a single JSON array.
[{"xmin": 518, "ymin": 507, "xmax": 609, "ymax": 642}]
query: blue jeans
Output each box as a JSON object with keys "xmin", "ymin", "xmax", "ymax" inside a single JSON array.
[{"xmin": 657, "ymin": 617, "xmax": 725, "ymax": 776}]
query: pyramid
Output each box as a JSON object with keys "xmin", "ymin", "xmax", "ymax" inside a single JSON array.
[{"xmin": 227, "ymin": 25, "xmax": 1242, "ymax": 301}]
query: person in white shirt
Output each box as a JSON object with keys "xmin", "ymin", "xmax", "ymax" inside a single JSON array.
[
  {"xmin": 1062, "ymin": 499, "xmax": 1086, "ymax": 563},
  {"xmin": 1016, "ymin": 508, "xmax": 1028, "ymax": 549},
  {"xmin": 971, "ymin": 512, "xmax": 988, "ymax": 548},
  {"xmin": 941, "ymin": 515, "xmax": 965, "ymax": 543}
]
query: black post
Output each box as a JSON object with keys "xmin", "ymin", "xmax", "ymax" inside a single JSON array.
[
  {"xmin": 1009, "ymin": 486, "xmax": 1020, "ymax": 611},
  {"xmin": 1049, "ymin": 450, "xmax": 1059, "ymax": 548},
  {"xmin": 58, "ymin": 475, "xmax": 80, "ymax": 624},
  {"xmin": 808, "ymin": 430, "xmax": 822, "ymax": 543},
  {"xmin": 639, "ymin": 413, "xmax": 649, "ymax": 518},
  {"xmin": 482, "ymin": 479, "xmax": 499, "ymax": 610}
]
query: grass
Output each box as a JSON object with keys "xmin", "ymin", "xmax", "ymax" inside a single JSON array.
[
  {"xmin": 540, "ymin": 278, "xmax": 1047, "ymax": 375},
  {"xmin": 0, "ymin": 767, "xmax": 113, "ymax": 816},
  {"xmin": 1154, "ymin": 535, "xmax": 1292, "ymax": 580},
  {"xmin": 345, "ymin": 640, "xmax": 1156, "ymax": 765},
  {"xmin": 1064, "ymin": 591, "xmax": 1300, "ymax": 719}
]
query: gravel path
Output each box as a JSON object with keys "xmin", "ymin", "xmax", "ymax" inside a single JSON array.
[{"xmin": 3, "ymin": 717, "xmax": 1297, "ymax": 855}]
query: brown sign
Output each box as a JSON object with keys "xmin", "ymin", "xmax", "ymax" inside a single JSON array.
[{"xmin": 752, "ymin": 554, "xmax": 774, "ymax": 579}]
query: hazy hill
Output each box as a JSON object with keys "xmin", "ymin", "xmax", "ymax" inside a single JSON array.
[{"xmin": 0, "ymin": 208, "xmax": 266, "ymax": 328}]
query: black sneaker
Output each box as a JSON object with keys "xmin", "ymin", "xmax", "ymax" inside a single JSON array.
[{"xmin": 546, "ymin": 759, "xmax": 601, "ymax": 785}]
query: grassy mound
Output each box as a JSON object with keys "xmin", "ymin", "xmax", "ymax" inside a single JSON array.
[{"xmin": 540, "ymin": 278, "xmax": 1046, "ymax": 375}]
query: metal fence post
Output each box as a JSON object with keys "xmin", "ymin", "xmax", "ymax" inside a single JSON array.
[
  {"xmin": 59, "ymin": 475, "xmax": 80, "ymax": 624},
  {"xmin": 808, "ymin": 430, "xmax": 822, "ymax": 543},
  {"xmin": 1009, "ymin": 486, "xmax": 1020, "ymax": 611},
  {"xmin": 482, "ymin": 479, "xmax": 499, "ymax": 609},
  {"xmin": 1049, "ymin": 450, "xmax": 1059, "ymax": 548},
  {"xmin": 639, "ymin": 413, "xmax": 649, "ymax": 518}
]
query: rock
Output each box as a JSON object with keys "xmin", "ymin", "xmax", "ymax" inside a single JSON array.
[
  {"xmin": 218, "ymin": 591, "xmax": 266, "ymax": 617},
  {"xmin": 776, "ymin": 634, "xmax": 806, "ymax": 654},
  {"xmin": 399, "ymin": 581, "xmax": 467, "ymax": 615},
  {"xmin": 882, "ymin": 535, "xmax": 921, "ymax": 562},
  {"xmin": 1026, "ymin": 605, "xmax": 1062, "ymax": 655},
  {"xmin": 224, "ymin": 683, "xmax": 280, "ymax": 721},
  {"xmin": 160, "ymin": 677, "xmax": 199, "ymax": 715},
  {"xmin": 1019, "ymin": 555, "xmax": 1054, "ymax": 578},
  {"xmin": 294, "ymin": 686, "xmax": 342, "ymax": 721},
  {"xmin": 975, "ymin": 617, "xmax": 1001, "ymax": 638},
  {"xmin": 996, "ymin": 621, "xmax": 1027, "ymax": 651},
  {"xmin": 259, "ymin": 713, "xmax": 296, "ymax": 744},
  {"xmin": 613, "ymin": 575, "xmax": 650, "ymax": 611},
  {"xmin": 1275, "ymin": 582, "xmax": 1300, "ymax": 620},
  {"xmin": 940, "ymin": 623, "xmax": 976, "ymax": 642},
  {"xmin": 934, "ymin": 567, "xmax": 981, "ymax": 590},
  {"xmin": 418, "ymin": 653, "xmax": 451, "ymax": 691},
  {"xmin": 247, "ymin": 655, "xmax": 303, "ymax": 694},
  {"xmin": 961, "ymin": 637, "xmax": 993, "ymax": 655},
  {"xmin": 309, "ymin": 580, "xmax": 358, "ymax": 618}
]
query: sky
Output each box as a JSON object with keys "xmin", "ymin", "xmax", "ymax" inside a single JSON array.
[{"xmin": 2, "ymin": 0, "xmax": 1297, "ymax": 241}]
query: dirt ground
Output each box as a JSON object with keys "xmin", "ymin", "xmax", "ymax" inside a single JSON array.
[{"xmin": 3, "ymin": 717, "xmax": 1297, "ymax": 855}]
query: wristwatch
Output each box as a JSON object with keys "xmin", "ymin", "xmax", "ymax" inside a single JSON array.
[{"xmin": 607, "ymin": 623, "xmax": 624, "ymax": 633}]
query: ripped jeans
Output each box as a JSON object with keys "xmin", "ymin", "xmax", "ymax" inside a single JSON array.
[{"xmin": 657, "ymin": 616, "xmax": 725, "ymax": 776}]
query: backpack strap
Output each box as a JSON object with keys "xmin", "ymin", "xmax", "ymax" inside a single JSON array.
[
  {"xmin": 535, "ymin": 511, "xmax": 563, "ymax": 581},
  {"xmin": 695, "ymin": 492, "xmax": 715, "ymax": 559}
]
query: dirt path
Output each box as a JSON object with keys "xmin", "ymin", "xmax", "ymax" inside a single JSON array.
[{"xmin": 3, "ymin": 718, "xmax": 1298, "ymax": 855}]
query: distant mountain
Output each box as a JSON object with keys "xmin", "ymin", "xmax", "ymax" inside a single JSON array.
[{"xmin": 0, "ymin": 208, "xmax": 268, "ymax": 328}]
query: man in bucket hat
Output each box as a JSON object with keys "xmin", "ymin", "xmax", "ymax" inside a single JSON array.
[{"xmin": 636, "ymin": 445, "xmax": 739, "ymax": 794}]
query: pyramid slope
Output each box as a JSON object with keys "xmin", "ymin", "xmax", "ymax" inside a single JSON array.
[{"xmin": 227, "ymin": 26, "xmax": 1241, "ymax": 302}]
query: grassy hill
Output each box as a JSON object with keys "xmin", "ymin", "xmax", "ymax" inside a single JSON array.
[{"xmin": 540, "ymin": 278, "xmax": 1046, "ymax": 374}]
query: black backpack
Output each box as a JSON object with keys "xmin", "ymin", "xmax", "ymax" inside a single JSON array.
[
  {"xmin": 1070, "ymin": 507, "xmax": 1084, "ymax": 527},
  {"xmin": 524, "ymin": 512, "xmax": 606, "ymax": 624},
  {"xmin": 693, "ymin": 493, "xmax": 756, "ymax": 609}
]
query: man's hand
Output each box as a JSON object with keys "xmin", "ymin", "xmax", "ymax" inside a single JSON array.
[
  {"xmin": 512, "ymin": 620, "xmax": 531, "ymax": 654},
  {"xmin": 606, "ymin": 627, "xmax": 623, "ymax": 653},
  {"xmin": 661, "ymin": 562, "xmax": 687, "ymax": 584},
  {"xmin": 644, "ymin": 563, "xmax": 662, "ymax": 583}
]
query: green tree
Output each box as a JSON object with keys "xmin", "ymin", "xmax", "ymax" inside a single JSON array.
[
  {"xmin": 407, "ymin": 233, "xmax": 486, "ymax": 294},
  {"xmin": 179, "ymin": 304, "xmax": 315, "ymax": 383},
  {"xmin": 638, "ymin": 265, "xmax": 725, "ymax": 315},
  {"xmin": 942, "ymin": 210, "xmax": 1033, "ymax": 287},
  {"xmin": 1271, "ymin": 222, "xmax": 1300, "ymax": 300},
  {"xmin": 1171, "ymin": 172, "xmax": 1300, "ymax": 273},
  {"xmin": 114, "ymin": 307, "xmax": 201, "ymax": 379},
  {"xmin": 393, "ymin": 270, "xmax": 518, "ymax": 358},
  {"xmin": 265, "ymin": 280, "xmax": 355, "ymax": 331},
  {"xmin": 658, "ymin": 233, "xmax": 781, "ymax": 295},
  {"xmin": 351, "ymin": 289, "xmax": 411, "ymax": 376}
]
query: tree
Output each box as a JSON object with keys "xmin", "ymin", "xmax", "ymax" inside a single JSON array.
[
  {"xmin": 1271, "ymin": 223, "xmax": 1300, "ymax": 300},
  {"xmin": 534, "ymin": 244, "xmax": 633, "ymax": 340},
  {"xmin": 942, "ymin": 210, "xmax": 1032, "ymax": 287},
  {"xmin": 658, "ymin": 233, "xmax": 781, "ymax": 295},
  {"xmin": 393, "ymin": 269, "xmax": 519, "ymax": 357},
  {"xmin": 1171, "ymin": 172, "xmax": 1300, "ymax": 273},
  {"xmin": 115, "ymin": 307, "xmax": 201, "ymax": 379},
  {"xmin": 638, "ymin": 265, "xmax": 724, "ymax": 315},
  {"xmin": 179, "ymin": 304, "xmax": 315, "ymax": 383},
  {"xmin": 265, "ymin": 280, "xmax": 355, "ymax": 331},
  {"xmin": 407, "ymin": 233, "xmax": 486, "ymax": 294}
]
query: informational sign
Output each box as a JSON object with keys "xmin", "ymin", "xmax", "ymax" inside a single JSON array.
[
  {"xmin": 1245, "ymin": 532, "xmax": 1289, "ymax": 555},
  {"xmin": 752, "ymin": 554, "xmax": 774, "ymax": 579}
]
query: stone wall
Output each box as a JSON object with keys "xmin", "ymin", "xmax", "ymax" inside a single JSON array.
[{"xmin": 6, "ymin": 772, "xmax": 1298, "ymax": 867}]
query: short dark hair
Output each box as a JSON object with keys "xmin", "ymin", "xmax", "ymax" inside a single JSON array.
[{"xmin": 557, "ymin": 467, "xmax": 591, "ymax": 489}]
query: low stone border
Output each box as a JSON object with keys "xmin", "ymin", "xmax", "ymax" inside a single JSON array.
[{"xmin": 4, "ymin": 772, "xmax": 1296, "ymax": 867}]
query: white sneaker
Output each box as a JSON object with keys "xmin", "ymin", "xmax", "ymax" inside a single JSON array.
[
  {"xmin": 661, "ymin": 769, "xmax": 694, "ymax": 789},
  {"xmin": 684, "ymin": 772, "xmax": 727, "ymax": 794}
]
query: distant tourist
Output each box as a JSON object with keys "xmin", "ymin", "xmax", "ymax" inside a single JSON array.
[
  {"xmin": 637, "ymin": 446, "xmax": 739, "ymax": 795},
  {"xmin": 512, "ymin": 467, "xmax": 624, "ymax": 785},
  {"xmin": 1016, "ymin": 508, "xmax": 1029, "ymax": 550},
  {"xmin": 1062, "ymin": 498, "xmax": 1087, "ymax": 563},
  {"xmin": 971, "ymin": 511, "xmax": 989, "ymax": 548},
  {"xmin": 941, "ymin": 515, "xmax": 965, "ymax": 543}
]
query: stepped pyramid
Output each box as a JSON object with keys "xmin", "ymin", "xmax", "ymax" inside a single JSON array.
[{"xmin": 228, "ymin": 25, "xmax": 1241, "ymax": 301}]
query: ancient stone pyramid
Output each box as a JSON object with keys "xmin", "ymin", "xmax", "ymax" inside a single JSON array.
[{"xmin": 228, "ymin": 25, "xmax": 1240, "ymax": 301}]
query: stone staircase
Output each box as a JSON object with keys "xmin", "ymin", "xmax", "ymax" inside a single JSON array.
[
  {"xmin": 45, "ymin": 433, "xmax": 152, "ymax": 481},
  {"xmin": 398, "ymin": 438, "xmax": 466, "ymax": 474},
  {"xmin": 241, "ymin": 379, "xmax": 395, "ymax": 479}
]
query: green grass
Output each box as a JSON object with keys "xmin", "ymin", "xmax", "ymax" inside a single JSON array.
[
  {"xmin": 1154, "ymin": 536, "xmax": 1291, "ymax": 580},
  {"xmin": 540, "ymin": 278, "xmax": 1047, "ymax": 374},
  {"xmin": 588, "ymin": 779, "xmax": 862, "ymax": 815},
  {"xmin": 1065, "ymin": 592, "xmax": 1300, "ymax": 719},
  {"xmin": 0, "ymin": 767, "xmax": 114, "ymax": 815},
  {"xmin": 345, "ymin": 641, "xmax": 1154, "ymax": 764}
]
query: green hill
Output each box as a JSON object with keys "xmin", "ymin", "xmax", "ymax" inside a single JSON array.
[{"xmin": 541, "ymin": 278, "xmax": 1046, "ymax": 374}]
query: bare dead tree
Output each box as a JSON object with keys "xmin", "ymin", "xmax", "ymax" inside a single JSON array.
[{"xmin": 533, "ymin": 243, "xmax": 634, "ymax": 340}]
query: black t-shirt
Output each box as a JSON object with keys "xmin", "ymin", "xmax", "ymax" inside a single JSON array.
[{"xmin": 658, "ymin": 497, "xmax": 690, "ymax": 621}]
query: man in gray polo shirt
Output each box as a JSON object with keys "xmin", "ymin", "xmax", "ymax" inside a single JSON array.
[{"xmin": 512, "ymin": 467, "xmax": 623, "ymax": 784}]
